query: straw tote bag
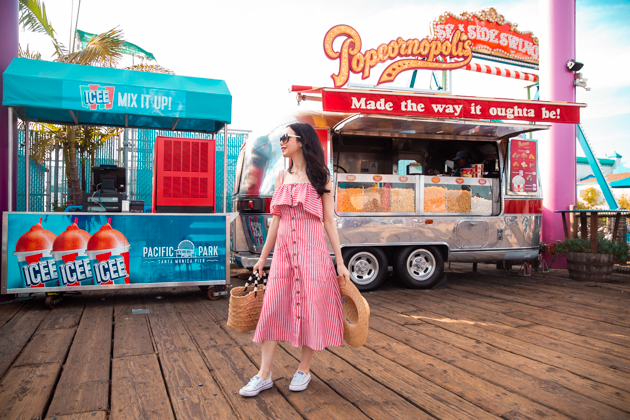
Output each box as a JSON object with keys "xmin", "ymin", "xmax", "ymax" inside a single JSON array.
[{"xmin": 227, "ymin": 272, "xmax": 267, "ymax": 333}]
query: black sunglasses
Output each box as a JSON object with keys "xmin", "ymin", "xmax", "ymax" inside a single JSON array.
[{"xmin": 279, "ymin": 133, "xmax": 301, "ymax": 144}]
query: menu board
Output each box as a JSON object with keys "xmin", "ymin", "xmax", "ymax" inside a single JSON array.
[{"xmin": 509, "ymin": 139, "xmax": 538, "ymax": 193}]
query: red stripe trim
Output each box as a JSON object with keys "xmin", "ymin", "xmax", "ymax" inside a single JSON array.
[{"xmin": 504, "ymin": 199, "xmax": 543, "ymax": 214}]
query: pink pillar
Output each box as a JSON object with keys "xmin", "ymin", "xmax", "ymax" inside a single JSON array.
[
  {"xmin": 539, "ymin": 0, "xmax": 577, "ymax": 268},
  {"xmin": 1, "ymin": 0, "xmax": 18, "ymax": 298}
]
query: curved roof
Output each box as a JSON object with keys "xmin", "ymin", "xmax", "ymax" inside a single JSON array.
[{"xmin": 2, "ymin": 58, "xmax": 231, "ymax": 133}]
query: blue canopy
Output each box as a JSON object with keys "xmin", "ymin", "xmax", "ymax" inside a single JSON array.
[
  {"xmin": 610, "ymin": 177, "xmax": 630, "ymax": 188},
  {"xmin": 2, "ymin": 58, "xmax": 231, "ymax": 133}
]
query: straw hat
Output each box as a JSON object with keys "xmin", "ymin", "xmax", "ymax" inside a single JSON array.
[{"xmin": 337, "ymin": 275, "xmax": 370, "ymax": 347}]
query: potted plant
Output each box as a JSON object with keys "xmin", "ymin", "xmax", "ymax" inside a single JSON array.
[{"xmin": 555, "ymin": 237, "xmax": 629, "ymax": 282}]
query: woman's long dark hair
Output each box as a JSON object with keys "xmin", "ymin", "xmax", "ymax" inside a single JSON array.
[{"xmin": 288, "ymin": 122, "xmax": 330, "ymax": 196}]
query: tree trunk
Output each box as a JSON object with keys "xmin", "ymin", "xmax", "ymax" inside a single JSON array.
[
  {"xmin": 81, "ymin": 151, "xmax": 86, "ymax": 193},
  {"xmin": 66, "ymin": 127, "xmax": 82, "ymax": 205},
  {"xmin": 63, "ymin": 143, "xmax": 72, "ymax": 205}
]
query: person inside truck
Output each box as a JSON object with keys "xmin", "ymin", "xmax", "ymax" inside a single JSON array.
[{"xmin": 452, "ymin": 151, "xmax": 472, "ymax": 176}]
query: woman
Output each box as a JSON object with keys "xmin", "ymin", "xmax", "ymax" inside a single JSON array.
[{"xmin": 239, "ymin": 123, "xmax": 350, "ymax": 397}]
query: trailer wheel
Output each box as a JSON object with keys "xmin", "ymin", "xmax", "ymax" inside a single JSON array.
[
  {"xmin": 396, "ymin": 246, "xmax": 444, "ymax": 289},
  {"xmin": 343, "ymin": 247, "xmax": 388, "ymax": 291}
]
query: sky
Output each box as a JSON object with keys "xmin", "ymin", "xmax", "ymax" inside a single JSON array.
[{"xmin": 18, "ymin": 0, "xmax": 630, "ymax": 165}]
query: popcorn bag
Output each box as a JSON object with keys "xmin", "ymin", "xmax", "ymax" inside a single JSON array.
[
  {"xmin": 472, "ymin": 164, "xmax": 484, "ymax": 178},
  {"xmin": 13, "ymin": 218, "xmax": 59, "ymax": 288},
  {"xmin": 87, "ymin": 218, "xmax": 131, "ymax": 285},
  {"xmin": 512, "ymin": 171, "xmax": 526, "ymax": 192},
  {"xmin": 52, "ymin": 218, "xmax": 94, "ymax": 286}
]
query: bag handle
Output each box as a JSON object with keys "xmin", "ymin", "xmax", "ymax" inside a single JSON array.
[{"xmin": 245, "ymin": 271, "xmax": 268, "ymax": 297}]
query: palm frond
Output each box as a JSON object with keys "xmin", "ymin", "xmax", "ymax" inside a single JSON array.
[
  {"xmin": 18, "ymin": 44, "xmax": 42, "ymax": 60},
  {"xmin": 59, "ymin": 28, "xmax": 125, "ymax": 67},
  {"xmin": 124, "ymin": 63, "xmax": 175, "ymax": 75},
  {"xmin": 19, "ymin": 0, "xmax": 66, "ymax": 56},
  {"xmin": 19, "ymin": 0, "xmax": 53, "ymax": 36}
]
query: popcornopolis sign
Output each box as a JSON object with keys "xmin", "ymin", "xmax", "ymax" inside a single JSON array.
[
  {"xmin": 324, "ymin": 8, "xmax": 539, "ymax": 87},
  {"xmin": 324, "ymin": 25, "xmax": 473, "ymax": 88}
]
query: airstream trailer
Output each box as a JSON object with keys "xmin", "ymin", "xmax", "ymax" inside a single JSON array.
[{"xmin": 231, "ymin": 108, "xmax": 548, "ymax": 291}]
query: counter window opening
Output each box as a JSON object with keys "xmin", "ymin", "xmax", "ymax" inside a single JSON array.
[{"xmin": 332, "ymin": 134, "xmax": 501, "ymax": 216}]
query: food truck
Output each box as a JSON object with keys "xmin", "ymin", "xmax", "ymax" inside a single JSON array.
[{"xmin": 229, "ymin": 87, "xmax": 589, "ymax": 291}]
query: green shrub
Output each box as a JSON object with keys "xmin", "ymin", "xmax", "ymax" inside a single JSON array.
[{"xmin": 556, "ymin": 237, "xmax": 629, "ymax": 263}]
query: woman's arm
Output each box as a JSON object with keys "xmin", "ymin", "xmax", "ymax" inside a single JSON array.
[
  {"xmin": 252, "ymin": 172, "xmax": 282, "ymax": 277},
  {"xmin": 322, "ymin": 179, "xmax": 350, "ymax": 280}
]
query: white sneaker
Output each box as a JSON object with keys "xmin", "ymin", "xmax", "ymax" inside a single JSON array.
[
  {"xmin": 239, "ymin": 373, "xmax": 273, "ymax": 397},
  {"xmin": 289, "ymin": 371, "xmax": 311, "ymax": 392}
]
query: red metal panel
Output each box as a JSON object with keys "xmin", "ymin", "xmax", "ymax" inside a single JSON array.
[
  {"xmin": 154, "ymin": 136, "xmax": 215, "ymax": 209},
  {"xmin": 192, "ymin": 142, "xmax": 199, "ymax": 172},
  {"xmin": 504, "ymin": 199, "xmax": 543, "ymax": 214},
  {"xmin": 182, "ymin": 142, "xmax": 190, "ymax": 172},
  {"xmin": 200, "ymin": 143, "xmax": 209, "ymax": 173}
]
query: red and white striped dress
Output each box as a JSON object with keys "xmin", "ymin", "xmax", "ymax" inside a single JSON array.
[{"xmin": 253, "ymin": 172, "xmax": 344, "ymax": 351}]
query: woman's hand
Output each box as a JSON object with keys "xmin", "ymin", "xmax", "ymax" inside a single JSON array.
[
  {"xmin": 252, "ymin": 258, "xmax": 266, "ymax": 279},
  {"xmin": 337, "ymin": 262, "xmax": 350, "ymax": 281}
]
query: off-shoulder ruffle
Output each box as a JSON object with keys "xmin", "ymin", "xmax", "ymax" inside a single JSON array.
[{"xmin": 270, "ymin": 183, "xmax": 323, "ymax": 220}]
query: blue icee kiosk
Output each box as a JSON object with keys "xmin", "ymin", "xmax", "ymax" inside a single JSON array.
[{"xmin": 2, "ymin": 58, "xmax": 235, "ymax": 306}]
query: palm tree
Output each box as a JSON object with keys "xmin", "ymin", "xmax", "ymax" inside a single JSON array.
[
  {"xmin": 57, "ymin": 28, "xmax": 125, "ymax": 204},
  {"xmin": 18, "ymin": 1, "xmax": 169, "ymax": 206}
]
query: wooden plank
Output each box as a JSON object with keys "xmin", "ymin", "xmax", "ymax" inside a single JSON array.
[
  {"xmin": 514, "ymin": 282, "xmax": 630, "ymax": 305},
  {"xmin": 0, "ymin": 300, "xmax": 27, "ymax": 328},
  {"xmin": 442, "ymin": 290, "xmax": 630, "ymax": 360},
  {"xmin": 379, "ymin": 304, "xmax": 630, "ymax": 412},
  {"xmin": 47, "ymin": 293, "xmax": 113, "ymax": 418},
  {"xmin": 366, "ymin": 301, "xmax": 630, "ymax": 411},
  {"xmin": 463, "ymin": 278, "xmax": 630, "ymax": 317},
  {"xmin": 527, "ymin": 324, "xmax": 630, "ymax": 363},
  {"xmin": 111, "ymin": 354, "xmax": 175, "ymax": 420},
  {"xmin": 157, "ymin": 289, "xmax": 304, "ymax": 420},
  {"xmin": 0, "ymin": 363, "xmax": 62, "ymax": 420},
  {"xmin": 113, "ymin": 291, "xmax": 154, "ymax": 358},
  {"xmin": 328, "ymin": 341, "xmax": 499, "ymax": 420},
  {"xmin": 447, "ymin": 284, "xmax": 630, "ymax": 344},
  {"xmin": 441, "ymin": 287, "xmax": 630, "ymax": 333},
  {"xmin": 0, "ymin": 299, "xmax": 48, "ymax": 379},
  {"xmin": 38, "ymin": 293, "xmax": 87, "ymax": 330},
  {"xmin": 581, "ymin": 212, "xmax": 588, "ymax": 239},
  {"xmin": 204, "ymin": 297, "xmax": 373, "ymax": 420},
  {"xmin": 45, "ymin": 412, "xmax": 107, "ymax": 420},
  {"xmin": 386, "ymin": 289, "xmax": 532, "ymax": 328},
  {"xmin": 591, "ymin": 212, "xmax": 599, "ymax": 253},
  {"xmin": 368, "ymin": 310, "xmax": 630, "ymax": 419},
  {"xmin": 357, "ymin": 327, "xmax": 570, "ymax": 420},
  {"xmin": 14, "ymin": 327, "xmax": 76, "ymax": 367},
  {"xmin": 142, "ymin": 291, "xmax": 237, "ymax": 420},
  {"xmin": 378, "ymin": 290, "xmax": 630, "ymax": 370},
  {"xmin": 280, "ymin": 341, "xmax": 435, "ymax": 420}
]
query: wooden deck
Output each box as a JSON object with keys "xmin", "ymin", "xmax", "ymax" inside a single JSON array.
[{"xmin": 1, "ymin": 264, "xmax": 630, "ymax": 420}]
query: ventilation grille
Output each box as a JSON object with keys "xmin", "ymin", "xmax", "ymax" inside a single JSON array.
[{"xmin": 155, "ymin": 137, "xmax": 215, "ymax": 208}]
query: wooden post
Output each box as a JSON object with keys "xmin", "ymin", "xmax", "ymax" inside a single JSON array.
[
  {"xmin": 580, "ymin": 213, "xmax": 588, "ymax": 240},
  {"xmin": 561, "ymin": 212, "xmax": 568, "ymax": 239},
  {"xmin": 570, "ymin": 204, "xmax": 578, "ymax": 238},
  {"xmin": 612, "ymin": 212, "xmax": 621, "ymax": 243},
  {"xmin": 590, "ymin": 212, "xmax": 598, "ymax": 254}
]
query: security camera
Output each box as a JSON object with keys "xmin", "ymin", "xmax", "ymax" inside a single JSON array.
[
  {"xmin": 567, "ymin": 59, "xmax": 584, "ymax": 72},
  {"xmin": 574, "ymin": 72, "xmax": 591, "ymax": 91}
]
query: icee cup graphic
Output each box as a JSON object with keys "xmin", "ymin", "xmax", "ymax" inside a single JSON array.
[
  {"xmin": 87, "ymin": 218, "xmax": 131, "ymax": 285},
  {"xmin": 13, "ymin": 218, "xmax": 59, "ymax": 288},
  {"xmin": 52, "ymin": 218, "xmax": 93, "ymax": 286}
]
